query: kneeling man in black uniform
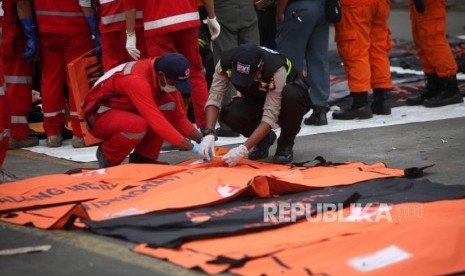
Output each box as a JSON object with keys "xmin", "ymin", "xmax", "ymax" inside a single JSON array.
[{"xmin": 198, "ymin": 43, "xmax": 312, "ymax": 166}]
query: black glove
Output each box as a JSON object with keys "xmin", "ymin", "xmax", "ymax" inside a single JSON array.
[{"xmin": 413, "ymin": 0, "xmax": 425, "ymax": 13}]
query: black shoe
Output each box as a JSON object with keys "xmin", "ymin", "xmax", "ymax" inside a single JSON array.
[
  {"xmin": 215, "ymin": 127, "xmax": 240, "ymax": 138},
  {"xmin": 129, "ymin": 152, "xmax": 170, "ymax": 165},
  {"xmin": 96, "ymin": 145, "xmax": 112, "ymax": 168},
  {"xmin": 423, "ymin": 91, "xmax": 463, "ymax": 108},
  {"xmin": 304, "ymin": 107, "xmax": 328, "ymax": 126},
  {"xmin": 406, "ymin": 73, "xmax": 441, "ymax": 106},
  {"xmin": 248, "ymin": 131, "xmax": 277, "ymax": 160},
  {"xmin": 423, "ymin": 75, "xmax": 463, "ymax": 107},
  {"xmin": 332, "ymin": 105, "xmax": 373, "ymax": 120},
  {"xmin": 273, "ymin": 144, "xmax": 293, "ymax": 164},
  {"xmin": 371, "ymin": 89, "xmax": 391, "ymax": 115}
]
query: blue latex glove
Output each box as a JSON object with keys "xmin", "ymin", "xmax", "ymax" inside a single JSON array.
[
  {"xmin": 20, "ymin": 18, "xmax": 37, "ymax": 61},
  {"xmin": 191, "ymin": 142, "xmax": 200, "ymax": 154},
  {"xmin": 85, "ymin": 15, "xmax": 102, "ymax": 56}
]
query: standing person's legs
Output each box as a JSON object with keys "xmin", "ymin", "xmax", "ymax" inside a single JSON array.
[
  {"xmin": 100, "ymin": 30, "xmax": 128, "ymax": 72},
  {"xmin": 256, "ymin": 6, "xmax": 277, "ymax": 49},
  {"xmin": 211, "ymin": 19, "xmax": 243, "ymax": 137},
  {"xmin": 3, "ymin": 48, "xmax": 37, "ymax": 148},
  {"xmin": 410, "ymin": 0, "xmax": 461, "ymax": 107},
  {"xmin": 369, "ymin": 0, "xmax": 393, "ymax": 115},
  {"xmin": 304, "ymin": 0, "xmax": 330, "ymax": 125},
  {"xmin": 64, "ymin": 33, "xmax": 94, "ymax": 143},
  {"xmin": 276, "ymin": 1, "xmax": 311, "ymax": 73},
  {"xmin": 332, "ymin": 4, "xmax": 373, "ymax": 120},
  {"xmin": 40, "ymin": 33, "xmax": 67, "ymax": 146},
  {"xmin": 0, "ymin": 77, "xmax": 9, "ymax": 169},
  {"xmin": 174, "ymin": 28, "xmax": 209, "ymax": 129}
]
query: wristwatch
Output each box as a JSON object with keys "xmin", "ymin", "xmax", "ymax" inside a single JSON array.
[{"xmin": 201, "ymin": 128, "xmax": 217, "ymax": 137}]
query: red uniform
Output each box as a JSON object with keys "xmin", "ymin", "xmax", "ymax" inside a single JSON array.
[
  {"xmin": 32, "ymin": 0, "xmax": 94, "ymax": 138},
  {"xmin": 2, "ymin": 0, "xmax": 33, "ymax": 141},
  {"xmin": 82, "ymin": 58, "xmax": 196, "ymax": 165},
  {"xmin": 0, "ymin": 14, "xmax": 10, "ymax": 168},
  {"xmin": 97, "ymin": 0, "xmax": 147, "ymax": 71},
  {"xmin": 139, "ymin": 0, "xmax": 209, "ymax": 128}
]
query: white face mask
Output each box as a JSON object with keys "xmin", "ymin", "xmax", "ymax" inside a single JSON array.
[{"xmin": 158, "ymin": 78, "xmax": 177, "ymax": 93}]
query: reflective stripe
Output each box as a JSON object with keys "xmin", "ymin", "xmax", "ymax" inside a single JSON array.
[
  {"xmin": 10, "ymin": 116, "xmax": 28, "ymax": 124},
  {"xmin": 94, "ymin": 63, "xmax": 126, "ymax": 86},
  {"xmin": 97, "ymin": 106, "xmax": 111, "ymax": 114},
  {"xmin": 285, "ymin": 58, "xmax": 292, "ymax": 76},
  {"xmin": 69, "ymin": 111, "xmax": 79, "ymax": 116},
  {"xmin": 121, "ymin": 131, "xmax": 146, "ymax": 140},
  {"xmin": 0, "ymin": 84, "xmax": 6, "ymax": 96},
  {"xmin": 99, "ymin": 0, "xmax": 117, "ymax": 4},
  {"xmin": 43, "ymin": 109, "xmax": 66, "ymax": 117},
  {"xmin": 0, "ymin": 129, "xmax": 10, "ymax": 141},
  {"xmin": 4, "ymin": 75, "xmax": 32, "ymax": 84},
  {"xmin": 123, "ymin": 61, "xmax": 136, "ymax": 75},
  {"xmin": 101, "ymin": 13, "xmax": 125, "ymax": 25},
  {"xmin": 101, "ymin": 11, "xmax": 142, "ymax": 25},
  {"xmin": 36, "ymin": 10, "xmax": 84, "ymax": 17},
  {"xmin": 144, "ymin": 12, "xmax": 199, "ymax": 31},
  {"xmin": 159, "ymin": 102, "xmax": 175, "ymax": 111}
]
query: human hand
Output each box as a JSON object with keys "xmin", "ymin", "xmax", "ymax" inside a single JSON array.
[
  {"xmin": 222, "ymin": 144, "xmax": 248, "ymax": 167},
  {"xmin": 198, "ymin": 134, "xmax": 215, "ymax": 160},
  {"xmin": 126, "ymin": 31, "xmax": 140, "ymax": 60},
  {"xmin": 206, "ymin": 17, "xmax": 221, "ymax": 40}
]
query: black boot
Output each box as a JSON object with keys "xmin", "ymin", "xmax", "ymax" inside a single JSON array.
[
  {"xmin": 96, "ymin": 145, "xmax": 112, "ymax": 168},
  {"xmin": 371, "ymin": 89, "xmax": 391, "ymax": 115},
  {"xmin": 273, "ymin": 143, "xmax": 293, "ymax": 164},
  {"xmin": 248, "ymin": 131, "xmax": 277, "ymax": 160},
  {"xmin": 332, "ymin": 92, "xmax": 373, "ymax": 120},
  {"xmin": 303, "ymin": 105, "xmax": 328, "ymax": 126},
  {"xmin": 406, "ymin": 73, "xmax": 441, "ymax": 106},
  {"xmin": 129, "ymin": 152, "xmax": 170, "ymax": 165},
  {"xmin": 423, "ymin": 75, "xmax": 463, "ymax": 108}
]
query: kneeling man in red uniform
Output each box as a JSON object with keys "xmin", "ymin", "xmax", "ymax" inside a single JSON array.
[{"xmin": 82, "ymin": 53, "xmax": 202, "ymax": 167}]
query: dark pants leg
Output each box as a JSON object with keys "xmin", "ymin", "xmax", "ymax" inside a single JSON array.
[
  {"xmin": 220, "ymin": 97, "xmax": 264, "ymax": 137},
  {"xmin": 278, "ymin": 83, "xmax": 312, "ymax": 146}
]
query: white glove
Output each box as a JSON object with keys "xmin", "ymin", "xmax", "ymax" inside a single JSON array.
[
  {"xmin": 206, "ymin": 17, "xmax": 221, "ymax": 40},
  {"xmin": 222, "ymin": 144, "xmax": 248, "ymax": 167},
  {"xmin": 126, "ymin": 31, "xmax": 140, "ymax": 60},
  {"xmin": 198, "ymin": 134, "xmax": 215, "ymax": 160}
]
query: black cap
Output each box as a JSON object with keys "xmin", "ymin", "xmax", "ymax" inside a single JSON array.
[
  {"xmin": 156, "ymin": 53, "xmax": 192, "ymax": 95},
  {"xmin": 231, "ymin": 43, "xmax": 263, "ymax": 87}
]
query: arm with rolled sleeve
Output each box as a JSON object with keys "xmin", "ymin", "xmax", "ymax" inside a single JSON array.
[
  {"xmin": 170, "ymin": 92, "xmax": 202, "ymax": 143},
  {"xmin": 261, "ymin": 66, "xmax": 287, "ymax": 129},
  {"xmin": 124, "ymin": 6, "xmax": 140, "ymax": 60}
]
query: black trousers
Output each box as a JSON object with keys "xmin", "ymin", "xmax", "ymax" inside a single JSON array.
[{"xmin": 220, "ymin": 81, "xmax": 311, "ymax": 146}]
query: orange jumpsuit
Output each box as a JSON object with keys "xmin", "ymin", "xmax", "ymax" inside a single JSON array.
[
  {"xmin": 410, "ymin": 0, "xmax": 457, "ymax": 77},
  {"xmin": 335, "ymin": 0, "xmax": 393, "ymax": 93}
]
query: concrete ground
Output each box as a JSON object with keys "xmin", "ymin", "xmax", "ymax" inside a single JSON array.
[{"xmin": 1, "ymin": 7, "xmax": 465, "ymax": 276}]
